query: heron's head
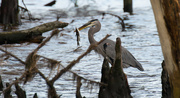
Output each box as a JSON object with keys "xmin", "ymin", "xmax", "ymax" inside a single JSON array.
[{"xmin": 78, "ymin": 19, "xmax": 99, "ymax": 31}]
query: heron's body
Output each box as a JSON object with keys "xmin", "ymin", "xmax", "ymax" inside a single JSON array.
[{"xmin": 78, "ymin": 19, "xmax": 144, "ymax": 71}]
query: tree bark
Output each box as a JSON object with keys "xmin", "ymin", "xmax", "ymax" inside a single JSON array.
[
  {"xmin": 151, "ymin": 0, "xmax": 180, "ymax": 97},
  {"xmin": 0, "ymin": 0, "xmax": 21, "ymax": 26},
  {"xmin": 0, "ymin": 21, "xmax": 68, "ymax": 44},
  {"xmin": 99, "ymin": 37, "xmax": 132, "ymax": 98}
]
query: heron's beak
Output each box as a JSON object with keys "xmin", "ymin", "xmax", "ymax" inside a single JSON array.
[{"xmin": 78, "ymin": 21, "xmax": 95, "ymax": 31}]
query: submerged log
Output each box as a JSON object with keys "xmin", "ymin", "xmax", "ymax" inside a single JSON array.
[
  {"xmin": 151, "ymin": 0, "xmax": 180, "ymax": 97},
  {"xmin": 99, "ymin": 37, "xmax": 132, "ymax": 98},
  {"xmin": 0, "ymin": 21, "xmax": 68, "ymax": 44}
]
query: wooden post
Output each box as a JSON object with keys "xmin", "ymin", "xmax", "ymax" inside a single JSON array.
[
  {"xmin": 123, "ymin": 0, "xmax": 133, "ymax": 14},
  {"xmin": 151, "ymin": 0, "xmax": 180, "ymax": 97},
  {"xmin": 0, "ymin": 0, "xmax": 21, "ymax": 28}
]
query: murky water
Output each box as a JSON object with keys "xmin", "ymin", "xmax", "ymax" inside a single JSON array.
[{"xmin": 0, "ymin": 0, "xmax": 163, "ymax": 98}]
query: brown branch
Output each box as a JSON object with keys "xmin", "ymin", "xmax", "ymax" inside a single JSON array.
[
  {"xmin": 50, "ymin": 34, "xmax": 111, "ymax": 83},
  {"xmin": 102, "ymin": 12, "xmax": 125, "ymax": 31},
  {"xmin": 3, "ymin": 71, "xmax": 27, "ymax": 93},
  {"xmin": 0, "ymin": 47, "xmax": 26, "ymax": 65}
]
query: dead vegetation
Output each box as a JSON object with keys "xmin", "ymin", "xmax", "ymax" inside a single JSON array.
[{"xmin": 0, "ymin": 28, "xmax": 111, "ymax": 97}]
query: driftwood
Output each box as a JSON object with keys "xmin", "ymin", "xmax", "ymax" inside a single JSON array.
[
  {"xmin": 0, "ymin": 21, "xmax": 68, "ymax": 44},
  {"xmin": 99, "ymin": 37, "xmax": 132, "ymax": 98},
  {"xmin": 151, "ymin": 0, "xmax": 180, "ymax": 97}
]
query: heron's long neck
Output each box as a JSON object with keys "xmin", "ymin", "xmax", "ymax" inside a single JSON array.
[
  {"xmin": 88, "ymin": 23, "xmax": 101, "ymax": 44},
  {"xmin": 88, "ymin": 29, "xmax": 97, "ymax": 44}
]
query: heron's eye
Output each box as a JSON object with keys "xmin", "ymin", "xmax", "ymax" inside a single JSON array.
[{"xmin": 92, "ymin": 25, "xmax": 95, "ymax": 27}]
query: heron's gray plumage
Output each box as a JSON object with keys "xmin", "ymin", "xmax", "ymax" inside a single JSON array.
[{"xmin": 79, "ymin": 19, "xmax": 144, "ymax": 71}]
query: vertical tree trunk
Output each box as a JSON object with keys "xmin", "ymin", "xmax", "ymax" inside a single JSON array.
[
  {"xmin": 151, "ymin": 0, "xmax": 180, "ymax": 97},
  {"xmin": 0, "ymin": 0, "xmax": 21, "ymax": 27},
  {"xmin": 123, "ymin": 0, "xmax": 133, "ymax": 14}
]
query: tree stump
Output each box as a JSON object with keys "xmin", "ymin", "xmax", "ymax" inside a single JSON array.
[
  {"xmin": 123, "ymin": 0, "xmax": 133, "ymax": 14},
  {"xmin": 99, "ymin": 37, "xmax": 132, "ymax": 98},
  {"xmin": 0, "ymin": 0, "xmax": 21, "ymax": 30}
]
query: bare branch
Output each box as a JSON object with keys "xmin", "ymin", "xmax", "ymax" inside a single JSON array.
[
  {"xmin": 0, "ymin": 47, "xmax": 26, "ymax": 65},
  {"xmin": 102, "ymin": 12, "xmax": 125, "ymax": 31}
]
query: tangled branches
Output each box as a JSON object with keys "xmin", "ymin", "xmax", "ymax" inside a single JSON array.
[{"xmin": 0, "ymin": 29, "xmax": 110, "ymax": 97}]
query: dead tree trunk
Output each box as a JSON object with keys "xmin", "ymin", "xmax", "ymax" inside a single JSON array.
[
  {"xmin": 151, "ymin": 0, "xmax": 180, "ymax": 97},
  {"xmin": 0, "ymin": 0, "xmax": 21, "ymax": 30},
  {"xmin": 99, "ymin": 37, "xmax": 132, "ymax": 98},
  {"xmin": 123, "ymin": 0, "xmax": 133, "ymax": 14}
]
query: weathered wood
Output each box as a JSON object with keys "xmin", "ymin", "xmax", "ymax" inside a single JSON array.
[
  {"xmin": 161, "ymin": 61, "xmax": 172, "ymax": 98},
  {"xmin": 0, "ymin": 21, "xmax": 68, "ymax": 44},
  {"xmin": 0, "ymin": 0, "xmax": 21, "ymax": 26},
  {"xmin": 151, "ymin": 0, "xmax": 180, "ymax": 97},
  {"xmin": 123, "ymin": 0, "xmax": 133, "ymax": 14},
  {"xmin": 99, "ymin": 37, "xmax": 132, "ymax": 98}
]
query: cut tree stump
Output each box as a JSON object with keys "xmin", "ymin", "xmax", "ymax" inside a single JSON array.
[
  {"xmin": 151, "ymin": 0, "xmax": 180, "ymax": 97},
  {"xmin": 0, "ymin": 21, "xmax": 68, "ymax": 44}
]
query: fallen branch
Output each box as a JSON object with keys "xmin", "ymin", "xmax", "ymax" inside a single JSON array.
[
  {"xmin": 102, "ymin": 12, "xmax": 125, "ymax": 31},
  {"xmin": 0, "ymin": 21, "xmax": 68, "ymax": 44}
]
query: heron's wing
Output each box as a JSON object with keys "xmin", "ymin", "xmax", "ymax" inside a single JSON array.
[
  {"xmin": 121, "ymin": 47, "xmax": 144, "ymax": 71},
  {"xmin": 95, "ymin": 39, "xmax": 144, "ymax": 71},
  {"xmin": 96, "ymin": 39, "xmax": 116, "ymax": 65}
]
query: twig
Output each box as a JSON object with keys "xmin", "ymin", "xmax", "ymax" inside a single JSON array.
[
  {"xmin": 102, "ymin": 12, "xmax": 125, "ymax": 31},
  {"xmin": 22, "ymin": 0, "xmax": 32, "ymax": 20},
  {"xmin": 0, "ymin": 47, "xmax": 26, "ymax": 65}
]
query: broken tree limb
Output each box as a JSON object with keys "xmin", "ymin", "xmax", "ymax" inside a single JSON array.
[
  {"xmin": 151, "ymin": 0, "xmax": 180, "ymax": 97},
  {"xmin": 0, "ymin": 21, "xmax": 68, "ymax": 44}
]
